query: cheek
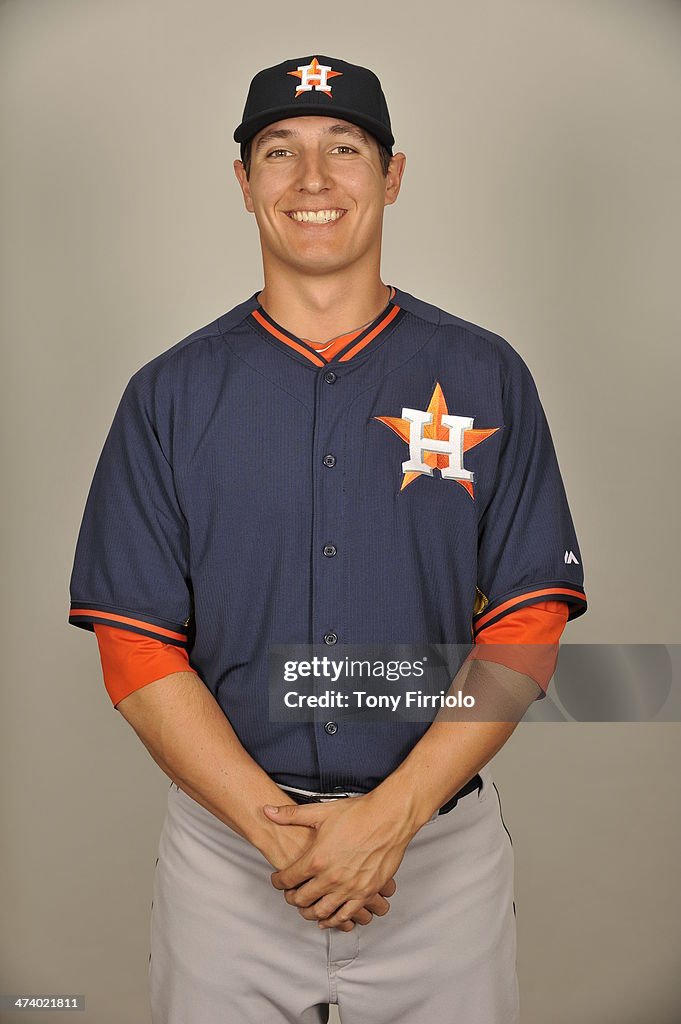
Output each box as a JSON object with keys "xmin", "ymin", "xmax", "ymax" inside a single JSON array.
[
  {"xmin": 252, "ymin": 197, "xmax": 286, "ymax": 232},
  {"xmin": 248, "ymin": 172, "xmax": 290, "ymax": 216},
  {"xmin": 345, "ymin": 173, "xmax": 387, "ymax": 214}
]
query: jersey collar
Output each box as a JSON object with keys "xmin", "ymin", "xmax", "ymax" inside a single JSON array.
[{"xmin": 247, "ymin": 286, "xmax": 402, "ymax": 367}]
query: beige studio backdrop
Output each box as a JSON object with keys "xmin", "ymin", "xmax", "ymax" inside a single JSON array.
[{"xmin": 2, "ymin": 1, "xmax": 680, "ymax": 1022}]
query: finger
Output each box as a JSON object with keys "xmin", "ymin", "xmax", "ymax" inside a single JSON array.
[
  {"xmin": 306, "ymin": 891, "xmax": 347, "ymax": 920},
  {"xmin": 318, "ymin": 899, "xmax": 366, "ymax": 930},
  {"xmin": 283, "ymin": 886, "xmax": 318, "ymax": 908},
  {"xmin": 271, "ymin": 860, "xmax": 317, "ymax": 891},
  {"xmin": 379, "ymin": 877, "xmax": 397, "ymax": 897},
  {"xmin": 315, "ymin": 890, "xmax": 391, "ymax": 927},
  {"xmin": 350, "ymin": 907, "xmax": 374, "ymax": 926},
  {"xmin": 263, "ymin": 803, "xmax": 321, "ymax": 828},
  {"xmin": 279, "ymin": 871, "xmax": 340, "ymax": 905},
  {"xmin": 311, "ymin": 905, "xmax": 373, "ymax": 926},
  {"xmin": 297, "ymin": 900, "xmax": 360, "ymax": 924},
  {"xmin": 361, "ymin": 892, "xmax": 391, "ymax": 917}
]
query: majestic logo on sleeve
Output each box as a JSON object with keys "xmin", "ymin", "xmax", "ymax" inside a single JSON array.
[
  {"xmin": 288, "ymin": 58, "xmax": 342, "ymax": 98},
  {"xmin": 373, "ymin": 381, "xmax": 500, "ymax": 498}
]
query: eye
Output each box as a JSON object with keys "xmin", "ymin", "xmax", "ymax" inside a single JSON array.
[
  {"xmin": 332, "ymin": 145, "xmax": 357, "ymax": 154},
  {"xmin": 266, "ymin": 148, "xmax": 292, "ymax": 158}
]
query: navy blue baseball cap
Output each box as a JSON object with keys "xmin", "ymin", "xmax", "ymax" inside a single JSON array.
[{"xmin": 233, "ymin": 55, "xmax": 395, "ymax": 158}]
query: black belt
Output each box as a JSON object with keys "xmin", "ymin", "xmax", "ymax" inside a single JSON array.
[{"xmin": 288, "ymin": 773, "xmax": 482, "ymax": 816}]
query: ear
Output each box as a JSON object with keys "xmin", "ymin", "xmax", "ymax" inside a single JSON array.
[
  {"xmin": 233, "ymin": 159, "xmax": 255, "ymax": 213},
  {"xmin": 384, "ymin": 152, "xmax": 406, "ymax": 208}
]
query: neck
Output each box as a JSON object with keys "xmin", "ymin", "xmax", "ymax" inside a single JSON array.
[{"xmin": 256, "ymin": 262, "xmax": 390, "ymax": 344}]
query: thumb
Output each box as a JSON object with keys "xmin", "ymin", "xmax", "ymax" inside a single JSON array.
[{"xmin": 262, "ymin": 802, "xmax": 321, "ymax": 827}]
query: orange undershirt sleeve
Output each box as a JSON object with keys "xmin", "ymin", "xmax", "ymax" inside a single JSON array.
[
  {"xmin": 93, "ymin": 623, "xmax": 198, "ymax": 709},
  {"xmin": 94, "ymin": 596, "xmax": 568, "ymax": 710},
  {"xmin": 466, "ymin": 599, "xmax": 569, "ymax": 697}
]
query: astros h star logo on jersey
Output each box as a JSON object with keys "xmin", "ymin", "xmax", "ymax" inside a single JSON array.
[
  {"xmin": 373, "ymin": 381, "xmax": 500, "ymax": 498},
  {"xmin": 287, "ymin": 57, "xmax": 343, "ymax": 98}
]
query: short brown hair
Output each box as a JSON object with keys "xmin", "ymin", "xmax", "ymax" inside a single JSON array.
[{"xmin": 240, "ymin": 132, "xmax": 393, "ymax": 179}]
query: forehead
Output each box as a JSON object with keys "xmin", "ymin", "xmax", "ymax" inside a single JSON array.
[{"xmin": 252, "ymin": 116, "xmax": 369, "ymax": 148}]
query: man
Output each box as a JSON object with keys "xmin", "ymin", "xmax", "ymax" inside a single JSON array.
[{"xmin": 68, "ymin": 54, "xmax": 587, "ymax": 1023}]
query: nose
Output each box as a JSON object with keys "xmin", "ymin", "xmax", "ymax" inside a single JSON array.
[{"xmin": 294, "ymin": 148, "xmax": 332, "ymax": 194}]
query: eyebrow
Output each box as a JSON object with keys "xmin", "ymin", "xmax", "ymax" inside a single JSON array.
[{"xmin": 254, "ymin": 123, "xmax": 369, "ymax": 152}]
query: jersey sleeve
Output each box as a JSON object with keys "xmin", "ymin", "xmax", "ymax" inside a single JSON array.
[
  {"xmin": 467, "ymin": 599, "xmax": 569, "ymax": 698},
  {"xmin": 473, "ymin": 348, "xmax": 587, "ymax": 639},
  {"xmin": 68, "ymin": 374, "xmax": 193, "ymax": 648},
  {"xmin": 93, "ymin": 624, "xmax": 195, "ymax": 709}
]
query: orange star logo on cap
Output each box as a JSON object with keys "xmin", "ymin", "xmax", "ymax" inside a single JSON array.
[{"xmin": 288, "ymin": 57, "xmax": 343, "ymax": 98}]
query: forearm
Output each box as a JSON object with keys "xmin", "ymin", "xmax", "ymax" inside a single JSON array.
[
  {"xmin": 115, "ymin": 670, "xmax": 303, "ymax": 858},
  {"xmin": 369, "ymin": 656, "xmax": 541, "ymax": 835}
]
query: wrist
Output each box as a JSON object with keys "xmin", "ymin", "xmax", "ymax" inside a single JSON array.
[
  {"xmin": 364, "ymin": 772, "xmax": 433, "ymax": 839},
  {"xmin": 248, "ymin": 815, "xmax": 314, "ymax": 868}
]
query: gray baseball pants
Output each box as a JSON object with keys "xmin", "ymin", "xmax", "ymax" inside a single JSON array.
[{"xmin": 148, "ymin": 763, "xmax": 519, "ymax": 1023}]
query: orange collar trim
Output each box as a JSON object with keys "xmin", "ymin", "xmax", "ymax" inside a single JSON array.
[{"xmin": 250, "ymin": 287, "xmax": 400, "ymax": 366}]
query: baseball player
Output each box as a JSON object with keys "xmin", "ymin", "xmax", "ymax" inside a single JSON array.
[{"xmin": 68, "ymin": 54, "xmax": 587, "ymax": 1024}]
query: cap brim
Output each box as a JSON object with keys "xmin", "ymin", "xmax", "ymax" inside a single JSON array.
[{"xmin": 234, "ymin": 104, "xmax": 394, "ymax": 151}]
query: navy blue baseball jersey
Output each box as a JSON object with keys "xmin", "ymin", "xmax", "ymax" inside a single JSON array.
[{"xmin": 68, "ymin": 287, "xmax": 587, "ymax": 791}]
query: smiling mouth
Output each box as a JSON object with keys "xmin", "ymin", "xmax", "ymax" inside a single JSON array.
[{"xmin": 285, "ymin": 209, "xmax": 347, "ymax": 224}]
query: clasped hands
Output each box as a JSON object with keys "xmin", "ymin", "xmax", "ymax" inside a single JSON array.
[{"xmin": 261, "ymin": 791, "xmax": 415, "ymax": 931}]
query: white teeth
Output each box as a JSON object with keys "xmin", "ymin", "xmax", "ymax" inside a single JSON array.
[{"xmin": 288, "ymin": 209, "xmax": 345, "ymax": 223}]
